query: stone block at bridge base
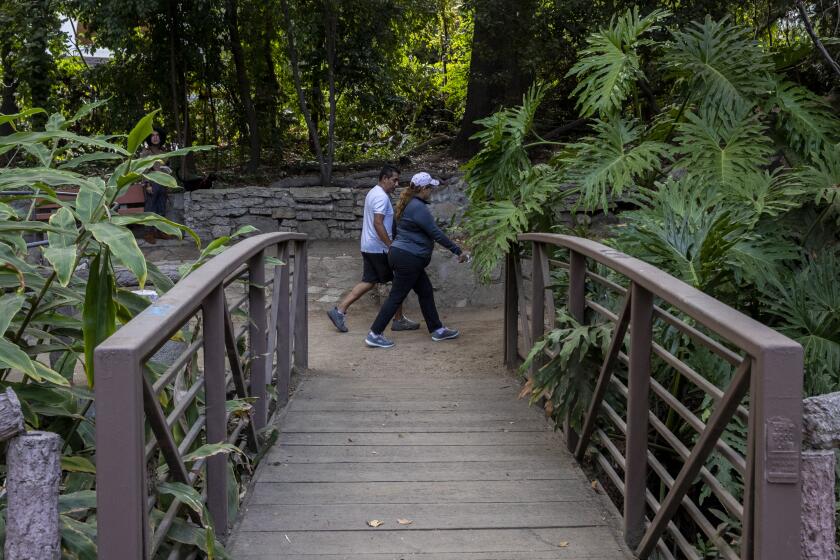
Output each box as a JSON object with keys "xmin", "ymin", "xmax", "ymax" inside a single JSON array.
[
  {"xmin": 800, "ymin": 449, "xmax": 836, "ymax": 560},
  {"xmin": 5, "ymin": 431, "xmax": 61, "ymax": 560}
]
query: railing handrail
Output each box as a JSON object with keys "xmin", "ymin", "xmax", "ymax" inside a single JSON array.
[
  {"xmin": 518, "ymin": 233, "xmax": 800, "ymax": 357},
  {"xmin": 98, "ymin": 232, "xmax": 306, "ymax": 361}
]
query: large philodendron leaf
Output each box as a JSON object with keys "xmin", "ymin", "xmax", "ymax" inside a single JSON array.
[
  {"xmin": 567, "ymin": 7, "xmax": 669, "ymax": 117},
  {"xmin": 665, "ymin": 16, "xmax": 773, "ymax": 110},
  {"xmin": 44, "ymin": 207, "xmax": 79, "ymax": 286},
  {"xmin": 673, "ymin": 102, "xmax": 773, "ymax": 189},
  {"xmin": 87, "ymin": 222, "xmax": 147, "ymax": 288},
  {"xmin": 771, "ymin": 80, "xmax": 840, "ymax": 159},
  {"xmin": 82, "ymin": 249, "xmax": 117, "ymax": 387},
  {"xmin": 560, "ymin": 118, "xmax": 670, "ymax": 212},
  {"xmin": 464, "ymin": 84, "xmax": 545, "ymax": 202}
]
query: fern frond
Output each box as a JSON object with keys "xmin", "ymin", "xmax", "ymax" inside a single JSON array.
[
  {"xmin": 770, "ymin": 80, "xmax": 840, "ymax": 159},
  {"xmin": 464, "ymin": 84, "xmax": 545, "ymax": 202},
  {"xmin": 567, "ymin": 7, "xmax": 670, "ymax": 118},
  {"xmin": 673, "ymin": 101, "xmax": 773, "ymax": 188},
  {"xmin": 561, "ymin": 118, "xmax": 669, "ymax": 212},
  {"xmin": 665, "ymin": 16, "xmax": 773, "ymax": 110}
]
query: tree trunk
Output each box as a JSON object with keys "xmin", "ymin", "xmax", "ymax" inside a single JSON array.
[
  {"xmin": 280, "ymin": 0, "xmax": 327, "ymax": 184},
  {"xmin": 324, "ymin": 0, "xmax": 337, "ymax": 186},
  {"xmin": 0, "ymin": 43, "xmax": 18, "ymax": 139},
  {"xmin": 451, "ymin": 0, "xmax": 537, "ymax": 158},
  {"xmin": 227, "ymin": 0, "xmax": 262, "ymax": 173},
  {"xmin": 167, "ymin": 0, "xmax": 183, "ymax": 147}
]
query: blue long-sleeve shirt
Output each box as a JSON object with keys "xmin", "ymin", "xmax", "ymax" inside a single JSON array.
[{"xmin": 391, "ymin": 197, "xmax": 462, "ymax": 258}]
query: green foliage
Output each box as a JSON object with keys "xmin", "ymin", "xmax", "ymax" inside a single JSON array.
[
  {"xmin": 560, "ymin": 117, "xmax": 670, "ymax": 211},
  {"xmin": 763, "ymin": 253, "xmax": 840, "ymax": 395},
  {"xmin": 519, "ymin": 309, "xmax": 613, "ymax": 429},
  {"xmin": 665, "ymin": 16, "xmax": 773, "ymax": 111},
  {"xmin": 0, "ymin": 105, "xmax": 230, "ymax": 557},
  {"xmin": 567, "ymin": 7, "xmax": 669, "ymax": 117}
]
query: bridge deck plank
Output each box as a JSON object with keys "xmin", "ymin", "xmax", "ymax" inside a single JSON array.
[{"xmin": 229, "ymin": 371, "xmax": 632, "ymax": 559}]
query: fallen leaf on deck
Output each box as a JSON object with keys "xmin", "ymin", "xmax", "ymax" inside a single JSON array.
[
  {"xmin": 558, "ymin": 541, "xmax": 569, "ymax": 547},
  {"xmin": 397, "ymin": 518, "xmax": 413, "ymax": 525},
  {"xmin": 367, "ymin": 519, "xmax": 384, "ymax": 528}
]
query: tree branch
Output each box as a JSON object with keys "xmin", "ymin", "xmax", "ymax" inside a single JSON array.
[{"xmin": 796, "ymin": 0, "xmax": 840, "ymax": 78}]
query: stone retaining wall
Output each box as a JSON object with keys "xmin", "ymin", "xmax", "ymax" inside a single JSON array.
[{"xmin": 184, "ymin": 173, "xmax": 467, "ymax": 242}]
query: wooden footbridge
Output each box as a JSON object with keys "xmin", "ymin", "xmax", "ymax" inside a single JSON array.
[{"xmin": 95, "ymin": 233, "xmax": 804, "ymax": 559}]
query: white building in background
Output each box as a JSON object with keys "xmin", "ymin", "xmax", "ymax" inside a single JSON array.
[{"xmin": 60, "ymin": 18, "xmax": 111, "ymax": 66}]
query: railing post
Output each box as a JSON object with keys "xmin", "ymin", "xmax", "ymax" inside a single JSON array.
[
  {"xmin": 529, "ymin": 242, "xmax": 546, "ymax": 379},
  {"xmin": 203, "ymin": 286, "xmax": 229, "ymax": 532},
  {"xmin": 504, "ymin": 248, "xmax": 519, "ymax": 369},
  {"xmin": 292, "ymin": 240, "xmax": 308, "ymax": 371},
  {"xmin": 248, "ymin": 250, "xmax": 267, "ymax": 431},
  {"xmin": 625, "ymin": 282, "xmax": 653, "ymax": 550},
  {"xmin": 565, "ymin": 249, "xmax": 587, "ymax": 452},
  {"xmin": 276, "ymin": 242, "xmax": 292, "ymax": 407},
  {"xmin": 751, "ymin": 348, "xmax": 803, "ymax": 560},
  {"xmin": 95, "ymin": 350, "xmax": 147, "ymax": 559}
]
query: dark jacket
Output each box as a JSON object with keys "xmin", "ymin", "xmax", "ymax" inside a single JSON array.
[{"xmin": 391, "ymin": 197, "xmax": 462, "ymax": 259}]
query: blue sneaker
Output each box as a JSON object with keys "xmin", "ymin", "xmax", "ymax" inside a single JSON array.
[
  {"xmin": 327, "ymin": 307, "xmax": 348, "ymax": 333},
  {"xmin": 365, "ymin": 332, "xmax": 395, "ymax": 348},
  {"xmin": 431, "ymin": 327, "xmax": 459, "ymax": 341}
]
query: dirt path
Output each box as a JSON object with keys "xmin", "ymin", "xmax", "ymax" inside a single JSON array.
[{"xmin": 306, "ymin": 302, "xmax": 511, "ymax": 382}]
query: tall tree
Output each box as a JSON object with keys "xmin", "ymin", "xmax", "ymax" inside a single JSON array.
[
  {"xmin": 226, "ymin": 0, "xmax": 261, "ymax": 172},
  {"xmin": 451, "ymin": 0, "xmax": 539, "ymax": 157}
]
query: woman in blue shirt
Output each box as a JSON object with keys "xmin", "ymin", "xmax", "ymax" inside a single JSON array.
[{"xmin": 365, "ymin": 172, "xmax": 467, "ymax": 348}]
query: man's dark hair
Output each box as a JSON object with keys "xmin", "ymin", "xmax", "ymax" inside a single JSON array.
[{"xmin": 379, "ymin": 164, "xmax": 400, "ymax": 180}]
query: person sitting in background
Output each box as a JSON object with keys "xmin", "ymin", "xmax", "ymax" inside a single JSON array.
[
  {"xmin": 140, "ymin": 128, "xmax": 170, "ymax": 244},
  {"xmin": 365, "ymin": 172, "xmax": 467, "ymax": 349}
]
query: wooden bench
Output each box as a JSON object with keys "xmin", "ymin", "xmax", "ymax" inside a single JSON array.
[{"xmin": 33, "ymin": 183, "xmax": 147, "ymax": 221}]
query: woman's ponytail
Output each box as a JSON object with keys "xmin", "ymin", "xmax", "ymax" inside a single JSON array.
[{"xmin": 394, "ymin": 184, "xmax": 418, "ymax": 223}]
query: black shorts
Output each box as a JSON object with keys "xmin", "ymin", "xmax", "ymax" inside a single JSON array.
[{"xmin": 361, "ymin": 251, "xmax": 393, "ymax": 284}]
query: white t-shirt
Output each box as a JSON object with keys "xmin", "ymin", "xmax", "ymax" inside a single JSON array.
[{"xmin": 360, "ymin": 185, "xmax": 394, "ymax": 253}]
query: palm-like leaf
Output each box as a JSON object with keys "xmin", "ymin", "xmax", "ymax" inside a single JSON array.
[
  {"xmin": 567, "ymin": 7, "xmax": 670, "ymax": 118},
  {"xmin": 770, "ymin": 80, "xmax": 840, "ymax": 159},
  {"xmin": 464, "ymin": 84, "xmax": 545, "ymax": 201},
  {"xmin": 673, "ymin": 102, "xmax": 773, "ymax": 188},
  {"xmin": 665, "ymin": 16, "xmax": 773, "ymax": 110},
  {"xmin": 560, "ymin": 118, "xmax": 670, "ymax": 212}
]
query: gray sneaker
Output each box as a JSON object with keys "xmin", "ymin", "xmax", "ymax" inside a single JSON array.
[
  {"xmin": 431, "ymin": 327, "xmax": 459, "ymax": 341},
  {"xmin": 392, "ymin": 316, "xmax": 420, "ymax": 331},
  {"xmin": 365, "ymin": 332, "xmax": 395, "ymax": 348},
  {"xmin": 327, "ymin": 307, "xmax": 348, "ymax": 333}
]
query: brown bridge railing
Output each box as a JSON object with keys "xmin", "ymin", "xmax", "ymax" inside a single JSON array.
[
  {"xmin": 505, "ymin": 233, "xmax": 803, "ymax": 560},
  {"xmin": 95, "ymin": 232, "xmax": 308, "ymax": 559}
]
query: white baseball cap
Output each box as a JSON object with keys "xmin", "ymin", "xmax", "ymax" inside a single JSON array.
[{"xmin": 410, "ymin": 171, "xmax": 440, "ymax": 188}]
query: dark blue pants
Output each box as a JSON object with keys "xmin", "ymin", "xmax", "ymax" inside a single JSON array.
[{"xmin": 370, "ymin": 247, "xmax": 443, "ymax": 334}]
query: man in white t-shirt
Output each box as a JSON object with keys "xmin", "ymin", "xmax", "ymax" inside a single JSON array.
[{"xmin": 327, "ymin": 165, "xmax": 418, "ymax": 333}]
